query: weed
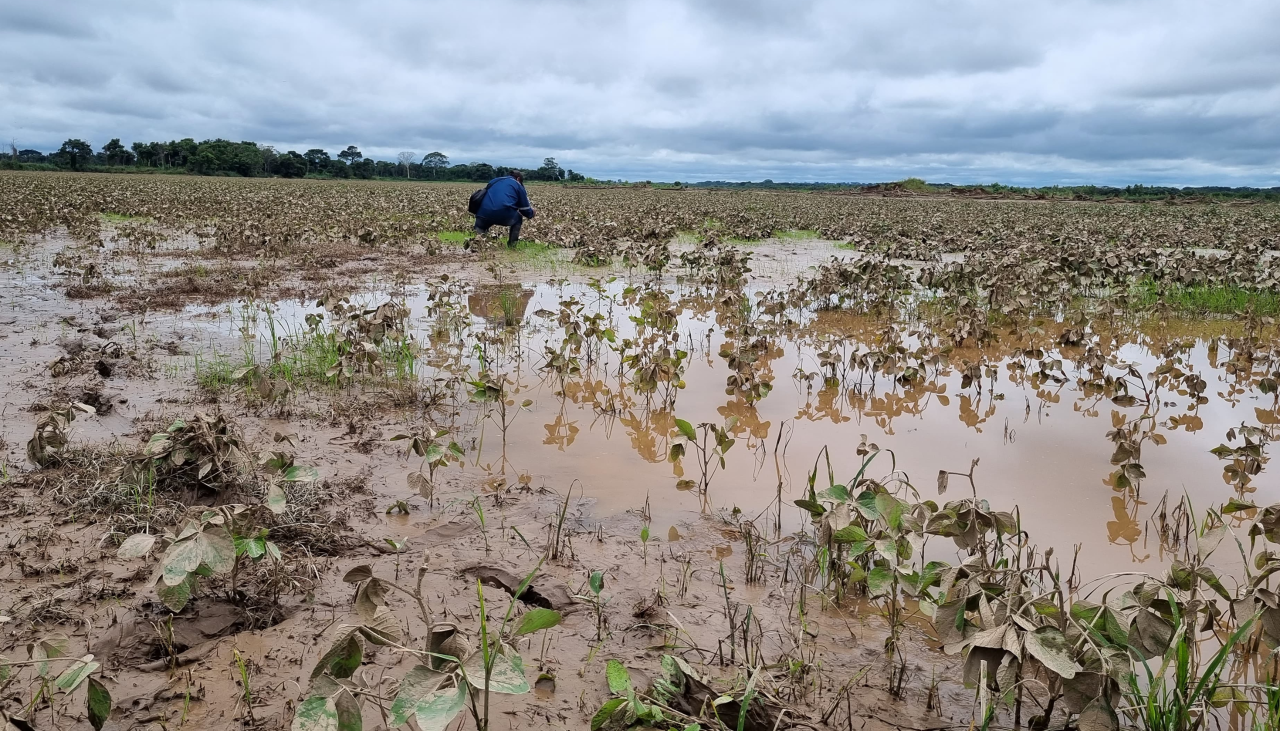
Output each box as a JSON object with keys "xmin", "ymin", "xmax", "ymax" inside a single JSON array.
[
  {"xmin": 1132, "ymin": 279, "xmax": 1280, "ymax": 315},
  {"xmin": 471, "ymin": 497, "xmax": 491, "ymax": 553},
  {"xmin": 437, "ymin": 230, "xmax": 473, "ymax": 245},
  {"xmin": 574, "ymin": 569, "xmax": 608, "ymax": 641},
  {"xmin": 547, "ymin": 483, "xmax": 575, "ymax": 561}
]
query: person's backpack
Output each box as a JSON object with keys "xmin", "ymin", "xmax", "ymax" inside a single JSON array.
[{"xmin": 467, "ymin": 180, "xmax": 497, "ymax": 215}]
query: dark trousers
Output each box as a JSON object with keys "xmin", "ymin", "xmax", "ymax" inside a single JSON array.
[{"xmin": 474, "ymin": 215, "xmax": 523, "ymax": 246}]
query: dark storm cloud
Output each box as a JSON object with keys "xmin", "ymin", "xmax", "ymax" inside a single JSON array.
[{"xmin": 1, "ymin": 0, "xmax": 1276, "ymax": 185}]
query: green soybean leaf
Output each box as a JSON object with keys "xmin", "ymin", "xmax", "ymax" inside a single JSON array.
[
  {"xmin": 162, "ymin": 537, "xmax": 204, "ymax": 586},
  {"xmin": 266, "ymin": 484, "xmax": 288, "ymax": 514},
  {"xmin": 1024, "ymin": 626, "xmax": 1082, "ymax": 680},
  {"xmin": 867, "ymin": 566, "xmax": 894, "ymax": 597},
  {"xmin": 514, "ymin": 608, "xmax": 562, "ymax": 636},
  {"xmin": 793, "ymin": 499, "xmax": 826, "ymax": 516},
  {"xmin": 606, "ymin": 659, "xmax": 632, "ymax": 695},
  {"xmin": 54, "ymin": 655, "xmax": 99, "ymax": 691},
  {"xmin": 199, "ymin": 527, "xmax": 237, "ymax": 574},
  {"xmin": 55, "ymin": 656, "xmax": 99, "ymax": 692},
  {"xmin": 310, "ymin": 631, "xmax": 365, "ymax": 680},
  {"xmin": 389, "ymin": 665, "xmax": 456, "ymax": 729},
  {"xmin": 357, "ymin": 606, "xmax": 403, "ymax": 646},
  {"xmin": 292, "ymin": 678, "xmax": 362, "ymax": 731},
  {"xmin": 423, "ymin": 443, "xmax": 446, "ymax": 463},
  {"xmin": 283, "ymin": 465, "xmax": 319, "ymax": 482},
  {"xmin": 591, "ymin": 698, "xmax": 628, "ymax": 731},
  {"xmin": 1222, "ymin": 498, "xmax": 1257, "ymax": 514},
  {"xmin": 157, "ymin": 574, "xmax": 196, "ymax": 613},
  {"xmin": 674, "ymin": 419, "xmax": 696, "ymax": 442},
  {"xmin": 412, "ymin": 682, "xmax": 466, "ymax": 731},
  {"xmin": 465, "ymin": 651, "xmax": 530, "ymax": 694},
  {"xmin": 87, "ymin": 676, "xmax": 111, "ymax": 731},
  {"xmin": 831, "ymin": 525, "xmax": 868, "ymax": 543},
  {"xmin": 854, "ymin": 490, "xmax": 880, "ymax": 519}
]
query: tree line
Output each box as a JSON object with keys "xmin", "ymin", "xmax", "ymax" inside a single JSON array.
[
  {"xmin": 671, "ymin": 178, "xmax": 1280, "ymax": 200},
  {"xmin": 1, "ymin": 138, "xmax": 587, "ymax": 183}
]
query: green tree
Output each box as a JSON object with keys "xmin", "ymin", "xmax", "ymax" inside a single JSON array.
[
  {"xmin": 535, "ymin": 157, "xmax": 565, "ymax": 181},
  {"xmin": 422, "ymin": 151, "xmax": 449, "ymax": 179},
  {"xmin": 304, "ymin": 148, "xmax": 330, "ymax": 173},
  {"xmin": 350, "ymin": 158, "xmax": 375, "ymax": 179},
  {"xmin": 56, "ymin": 139, "xmax": 93, "ymax": 170},
  {"xmin": 131, "ymin": 141, "xmax": 151, "ymax": 166},
  {"xmin": 277, "ymin": 151, "xmax": 307, "ymax": 178},
  {"xmin": 101, "ymin": 138, "xmax": 128, "ymax": 165},
  {"xmin": 259, "ymin": 145, "xmax": 280, "ymax": 174},
  {"xmin": 168, "ymin": 138, "xmax": 198, "ymax": 168},
  {"xmin": 338, "ymin": 145, "xmax": 362, "ymax": 165}
]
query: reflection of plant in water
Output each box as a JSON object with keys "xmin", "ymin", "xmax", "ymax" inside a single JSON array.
[
  {"xmin": 1106, "ymin": 495, "xmax": 1148, "ymax": 562},
  {"xmin": 617, "ymin": 407, "xmax": 673, "ymax": 464},
  {"xmin": 541, "ymin": 406, "xmax": 580, "ymax": 452},
  {"xmin": 717, "ymin": 394, "xmax": 771, "ymax": 448},
  {"xmin": 795, "ymin": 383, "xmax": 851, "ymax": 424},
  {"xmin": 394, "ymin": 255, "xmax": 1280, "ymax": 531},
  {"xmin": 1212, "ymin": 422, "xmax": 1274, "ymax": 498}
]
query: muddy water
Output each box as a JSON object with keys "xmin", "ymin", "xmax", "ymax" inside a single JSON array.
[{"xmin": 174, "ymin": 257, "xmax": 1279, "ymax": 584}]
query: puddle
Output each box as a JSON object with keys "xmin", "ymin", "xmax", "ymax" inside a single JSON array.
[{"xmin": 174, "ymin": 263, "xmax": 1280, "ymax": 583}]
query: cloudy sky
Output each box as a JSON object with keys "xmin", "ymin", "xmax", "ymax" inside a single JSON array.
[{"xmin": 2, "ymin": 0, "xmax": 1278, "ymax": 185}]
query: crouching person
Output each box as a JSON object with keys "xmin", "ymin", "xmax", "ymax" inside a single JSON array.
[{"xmin": 474, "ymin": 171, "xmax": 535, "ymax": 248}]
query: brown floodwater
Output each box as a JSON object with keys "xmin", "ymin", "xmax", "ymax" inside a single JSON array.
[{"xmin": 177, "ymin": 251, "xmax": 1277, "ymax": 584}]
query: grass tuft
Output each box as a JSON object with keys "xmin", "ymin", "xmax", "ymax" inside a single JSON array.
[
  {"xmin": 501, "ymin": 239, "xmax": 557, "ymax": 262},
  {"xmin": 1132, "ymin": 280, "xmax": 1280, "ymax": 315},
  {"xmin": 437, "ymin": 230, "xmax": 473, "ymax": 245}
]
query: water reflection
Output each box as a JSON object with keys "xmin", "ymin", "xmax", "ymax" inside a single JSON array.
[{"xmin": 216, "ymin": 272, "xmax": 1280, "ymax": 579}]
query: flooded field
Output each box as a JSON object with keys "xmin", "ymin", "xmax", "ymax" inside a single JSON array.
[
  {"xmin": 3, "ymin": 172, "xmax": 1280, "ymax": 731},
  {"xmin": 182, "ymin": 263, "xmax": 1277, "ymax": 580}
]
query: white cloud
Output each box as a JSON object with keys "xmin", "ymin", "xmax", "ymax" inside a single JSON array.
[{"xmin": 1, "ymin": 0, "xmax": 1277, "ymax": 185}]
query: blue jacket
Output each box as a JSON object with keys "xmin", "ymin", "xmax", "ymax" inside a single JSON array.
[{"xmin": 476, "ymin": 176, "xmax": 535, "ymax": 225}]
